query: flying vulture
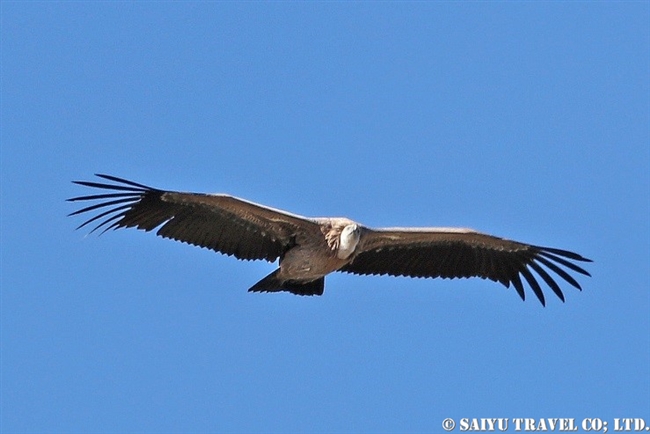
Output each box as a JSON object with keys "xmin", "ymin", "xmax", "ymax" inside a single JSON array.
[{"xmin": 68, "ymin": 174, "xmax": 591, "ymax": 305}]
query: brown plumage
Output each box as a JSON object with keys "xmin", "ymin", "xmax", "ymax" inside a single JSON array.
[{"xmin": 68, "ymin": 174, "xmax": 592, "ymax": 305}]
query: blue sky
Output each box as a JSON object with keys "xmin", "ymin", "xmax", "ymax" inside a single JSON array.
[{"xmin": 2, "ymin": 2, "xmax": 648, "ymax": 433}]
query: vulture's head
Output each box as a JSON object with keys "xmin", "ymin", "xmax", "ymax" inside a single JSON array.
[{"xmin": 338, "ymin": 223, "xmax": 361, "ymax": 259}]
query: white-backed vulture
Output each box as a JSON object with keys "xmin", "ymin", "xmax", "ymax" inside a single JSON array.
[{"xmin": 68, "ymin": 174, "xmax": 592, "ymax": 305}]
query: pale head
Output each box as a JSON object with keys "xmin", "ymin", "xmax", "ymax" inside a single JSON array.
[{"xmin": 338, "ymin": 223, "xmax": 361, "ymax": 259}]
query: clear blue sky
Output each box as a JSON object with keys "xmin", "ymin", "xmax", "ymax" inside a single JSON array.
[{"xmin": 2, "ymin": 3, "xmax": 648, "ymax": 433}]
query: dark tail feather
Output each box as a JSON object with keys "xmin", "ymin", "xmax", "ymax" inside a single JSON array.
[{"xmin": 248, "ymin": 269, "xmax": 325, "ymax": 296}]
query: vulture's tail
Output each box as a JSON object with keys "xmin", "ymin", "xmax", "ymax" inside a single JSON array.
[{"xmin": 248, "ymin": 270, "xmax": 324, "ymax": 296}]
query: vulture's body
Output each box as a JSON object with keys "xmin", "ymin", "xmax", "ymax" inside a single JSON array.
[{"xmin": 69, "ymin": 174, "xmax": 592, "ymax": 305}]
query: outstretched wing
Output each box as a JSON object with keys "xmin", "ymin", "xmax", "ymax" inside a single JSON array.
[
  {"xmin": 340, "ymin": 227, "xmax": 592, "ymax": 306},
  {"xmin": 68, "ymin": 174, "xmax": 320, "ymax": 262}
]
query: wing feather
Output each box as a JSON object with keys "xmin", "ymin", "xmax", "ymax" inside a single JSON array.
[
  {"xmin": 520, "ymin": 267, "xmax": 546, "ymax": 306},
  {"xmin": 340, "ymin": 228, "xmax": 591, "ymax": 305},
  {"xmin": 68, "ymin": 174, "xmax": 319, "ymax": 262},
  {"xmin": 529, "ymin": 261, "xmax": 565, "ymax": 303},
  {"xmin": 511, "ymin": 273, "xmax": 526, "ymax": 302}
]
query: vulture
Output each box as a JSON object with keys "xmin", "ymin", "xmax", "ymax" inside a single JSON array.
[{"xmin": 68, "ymin": 174, "xmax": 592, "ymax": 306}]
